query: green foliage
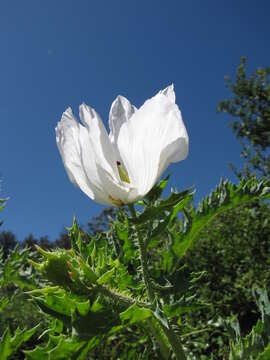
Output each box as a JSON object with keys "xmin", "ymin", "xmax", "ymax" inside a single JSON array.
[
  {"xmin": 130, "ymin": 188, "xmax": 193, "ymax": 226},
  {"xmin": 225, "ymin": 288, "xmax": 270, "ymax": 359},
  {"xmin": 172, "ymin": 177, "xmax": 270, "ymax": 260},
  {"xmin": 120, "ymin": 303, "xmax": 152, "ymax": 325},
  {"xmin": 0, "ymin": 244, "xmax": 47, "ymax": 357},
  {"xmin": 0, "ymin": 325, "xmax": 39, "ymax": 360},
  {"xmin": 0, "ymin": 197, "xmax": 7, "ymax": 217},
  {"xmin": 0, "ymin": 296, "xmax": 9, "ymax": 313},
  {"xmin": 0, "ymin": 245, "xmax": 42, "ymax": 333},
  {"xmin": 181, "ymin": 200, "xmax": 270, "ymax": 358},
  {"xmin": 0, "ymin": 246, "xmax": 38, "ymax": 291},
  {"xmin": 218, "ymin": 57, "xmax": 270, "ymax": 177},
  {"xmin": 22, "ymin": 176, "xmax": 269, "ymax": 359},
  {"xmin": 24, "ymin": 334, "xmax": 89, "ymax": 360},
  {"xmin": 1, "ymin": 174, "xmax": 270, "ymax": 358}
]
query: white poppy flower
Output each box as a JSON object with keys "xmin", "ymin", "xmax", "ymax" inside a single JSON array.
[{"xmin": 55, "ymin": 85, "xmax": 189, "ymax": 206}]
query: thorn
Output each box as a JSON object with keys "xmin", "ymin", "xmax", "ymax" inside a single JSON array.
[
  {"xmin": 28, "ymin": 259, "xmax": 42, "ymax": 271},
  {"xmin": 34, "ymin": 245, "xmax": 55, "ymax": 259}
]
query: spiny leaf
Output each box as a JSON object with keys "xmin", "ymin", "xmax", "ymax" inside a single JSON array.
[
  {"xmin": 0, "ymin": 296, "xmax": 9, "ymax": 313},
  {"xmin": 0, "ymin": 328, "xmax": 11, "ymax": 360},
  {"xmin": 72, "ymin": 308, "xmax": 120, "ymax": 339},
  {"xmin": 173, "ymin": 177, "xmax": 270, "ymax": 260},
  {"xmin": 97, "ymin": 267, "xmax": 115, "ymax": 285},
  {"xmin": 131, "ymin": 189, "xmax": 193, "ymax": 225},
  {"xmin": 76, "ymin": 299, "xmax": 90, "ymax": 316},
  {"xmin": 77, "ymin": 257, "xmax": 98, "ymax": 284},
  {"xmin": 163, "ymin": 297, "xmax": 202, "ymax": 318},
  {"xmin": 253, "ymin": 288, "xmax": 270, "ymax": 320},
  {"xmin": 120, "ymin": 303, "xmax": 152, "ymax": 325},
  {"xmin": 115, "ymin": 213, "xmax": 136, "ymax": 261},
  {"xmin": 0, "ymin": 246, "xmax": 36, "ymax": 290},
  {"xmin": 146, "ymin": 318, "xmax": 170, "ymax": 360},
  {"xmin": 0, "ymin": 325, "xmax": 39, "ymax": 360},
  {"xmin": 24, "ymin": 334, "xmax": 86, "ymax": 360},
  {"xmin": 257, "ymin": 343, "xmax": 270, "ymax": 360},
  {"xmin": 153, "ymin": 300, "xmax": 169, "ymax": 329},
  {"xmin": 68, "ymin": 216, "xmax": 81, "ymax": 253},
  {"xmin": 225, "ymin": 288, "xmax": 270, "ymax": 359},
  {"xmin": 29, "ymin": 286, "xmax": 91, "ymax": 318},
  {"xmin": 145, "ymin": 175, "xmax": 170, "ymax": 203},
  {"xmin": 76, "ymin": 337, "xmax": 101, "ymax": 360},
  {"xmin": 151, "ymin": 193, "xmax": 193, "ymax": 238}
]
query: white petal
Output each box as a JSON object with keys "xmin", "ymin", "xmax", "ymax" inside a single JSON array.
[
  {"xmin": 159, "ymin": 84, "xmax": 176, "ymax": 103},
  {"xmin": 56, "ymin": 108, "xmax": 111, "ymax": 205},
  {"xmin": 55, "ymin": 109, "xmax": 95, "ymax": 200},
  {"xmin": 79, "ymin": 103, "xmax": 138, "ymax": 205},
  {"xmin": 78, "ymin": 125, "xmax": 113, "ymax": 204},
  {"xmin": 117, "ymin": 86, "xmax": 188, "ymax": 197},
  {"xmin": 109, "ymin": 95, "xmax": 136, "ymax": 144},
  {"xmin": 96, "ymin": 164, "xmax": 139, "ymax": 205},
  {"xmin": 156, "ymin": 137, "xmax": 188, "ymax": 181},
  {"xmin": 79, "ymin": 104, "xmax": 120, "ymax": 182},
  {"xmin": 109, "ymin": 95, "xmax": 137, "ymax": 165}
]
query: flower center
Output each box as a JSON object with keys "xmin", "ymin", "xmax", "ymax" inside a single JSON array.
[{"xmin": 116, "ymin": 161, "xmax": 130, "ymax": 184}]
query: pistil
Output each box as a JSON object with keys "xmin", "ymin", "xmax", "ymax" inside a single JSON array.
[{"xmin": 116, "ymin": 161, "xmax": 130, "ymax": 184}]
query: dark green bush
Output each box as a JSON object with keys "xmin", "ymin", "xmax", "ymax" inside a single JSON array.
[{"xmin": 181, "ymin": 202, "xmax": 270, "ymax": 358}]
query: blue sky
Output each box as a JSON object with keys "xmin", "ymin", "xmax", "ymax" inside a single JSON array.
[{"xmin": 0, "ymin": 0, "xmax": 269, "ymax": 241}]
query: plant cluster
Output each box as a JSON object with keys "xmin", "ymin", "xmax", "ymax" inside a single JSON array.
[{"xmin": 1, "ymin": 176, "xmax": 270, "ymax": 359}]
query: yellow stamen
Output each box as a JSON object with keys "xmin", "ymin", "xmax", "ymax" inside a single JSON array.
[{"xmin": 108, "ymin": 195, "xmax": 124, "ymax": 207}]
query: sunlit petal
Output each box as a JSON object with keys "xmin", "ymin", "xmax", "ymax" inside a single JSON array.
[
  {"xmin": 109, "ymin": 95, "xmax": 136, "ymax": 164},
  {"xmin": 109, "ymin": 95, "xmax": 136, "ymax": 144},
  {"xmin": 159, "ymin": 83, "xmax": 176, "ymax": 103},
  {"xmin": 117, "ymin": 86, "xmax": 188, "ymax": 197},
  {"xmin": 78, "ymin": 124, "xmax": 113, "ymax": 204},
  {"xmin": 79, "ymin": 103, "xmax": 120, "ymax": 182},
  {"xmin": 56, "ymin": 108, "xmax": 107, "ymax": 203}
]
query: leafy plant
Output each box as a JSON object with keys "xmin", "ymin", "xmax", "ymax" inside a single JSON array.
[
  {"xmin": 24, "ymin": 176, "xmax": 270, "ymax": 359},
  {"xmin": 225, "ymin": 288, "xmax": 270, "ymax": 359},
  {"xmin": 0, "ymin": 325, "xmax": 39, "ymax": 360}
]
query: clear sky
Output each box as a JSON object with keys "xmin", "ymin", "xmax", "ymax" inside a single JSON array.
[{"xmin": 0, "ymin": 0, "xmax": 269, "ymax": 241}]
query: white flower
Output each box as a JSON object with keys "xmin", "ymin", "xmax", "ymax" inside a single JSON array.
[{"xmin": 55, "ymin": 85, "xmax": 189, "ymax": 206}]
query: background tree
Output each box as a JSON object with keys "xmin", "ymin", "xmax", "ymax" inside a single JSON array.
[
  {"xmin": 88, "ymin": 207, "xmax": 117, "ymax": 235},
  {"xmin": 54, "ymin": 230, "xmax": 71, "ymax": 249},
  {"xmin": 218, "ymin": 57, "xmax": 270, "ymax": 177},
  {"xmin": 181, "ymin": 201, "xmax": 270, "ymax": 358},
  {"xmin": 0, "ymin": 231, "xmax": 17, "ymax": 260},
  {"xmin": 39, "ymin": 235, "xmax": 51, "ymax": 249},
  {"xmin": 22, "ymin": 233, "xmax": 38, "ymax": 250}
]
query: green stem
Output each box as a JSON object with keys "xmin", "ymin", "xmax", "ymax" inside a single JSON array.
[
  {"xmin": 162, "ymin": 324, "xmax": 187, "ymax": 360},
  {"xmin": 128, "ymin": 204, "xmax": 186, "ymax": 360},
  {"xmin": 128, "ymin": 204, "xmax": 154, "ymax": 302},
  {"xmin": 146, "ymin": 318, "xmax": 170, "ymax": 360},
  {"xmin": 97, "ymin": 284, "xmax": 150, "ymax": 309}
]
